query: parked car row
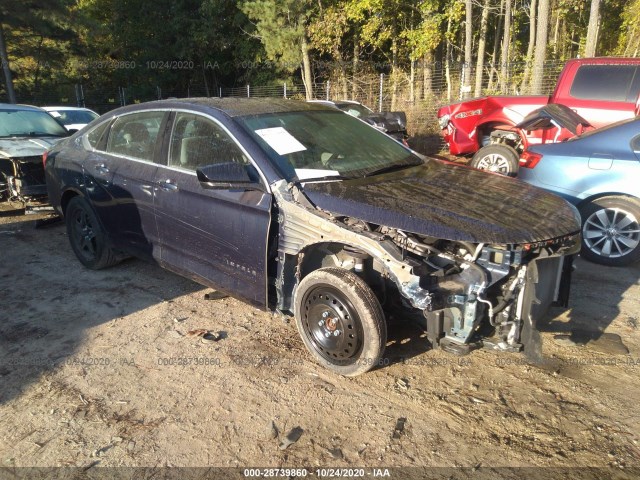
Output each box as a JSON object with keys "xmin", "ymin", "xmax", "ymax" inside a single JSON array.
[
  {"xmin": 437, "ymin": 57, "xmax": 640, "ymax": 267},
  {"xmin": 437, "ymin": 57, "xmax": 640, "ymax": 177},
  {"xmin": 2, "ymin": 66, "xmax": 637, "ymax": 376}
]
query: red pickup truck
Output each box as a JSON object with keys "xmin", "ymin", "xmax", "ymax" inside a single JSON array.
[{"xmin": 437, "ymin": 57, "xmax": 640, "ymax": 175}]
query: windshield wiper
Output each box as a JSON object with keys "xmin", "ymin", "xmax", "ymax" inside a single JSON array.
[
  {"xmin": 27, "ymin": 131, "xmax": 65, "ymax": 137},
  {"xmin": 298, "ymin": 175, "xmax": 353, "ymax": 183},
  {"xmin": 362, "ymin": 161, "xmax": 422, "ymax": 178}
]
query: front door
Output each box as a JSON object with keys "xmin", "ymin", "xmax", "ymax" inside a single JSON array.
[{"xmin": 154, "ymin": 111, "xmax": 271, "ymax": 306}]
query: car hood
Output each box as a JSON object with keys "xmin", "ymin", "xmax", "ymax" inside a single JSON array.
[
  {"xmin": 302, "ymin": 160, "xmax": 580, "ymax": 244},
  {"xmin": 0, "ymin": 137, "xmax": 63, "ymax": 159}
]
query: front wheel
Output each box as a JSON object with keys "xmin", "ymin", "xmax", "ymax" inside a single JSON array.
[
  {"xmin": 294, "ymin": 268, "xmax": 387, "ymax": 376},
  {"xmin": 65, "ymin": 196, "xmax": 120, "ymax": 270},
  {"xmin": 579, "ymin": 196, "xmax": 640, "ymax": 266},
  {"xmin": 470, "ymin": 144, "xmax": 520, "ymax": 177}
]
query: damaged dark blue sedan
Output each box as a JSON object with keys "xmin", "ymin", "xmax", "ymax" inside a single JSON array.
[{"xmin": 45, "ymin": 99, "xmax": 581, "ymax": 375}]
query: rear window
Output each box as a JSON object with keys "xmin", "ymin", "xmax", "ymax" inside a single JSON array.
[
  {"xmin": 570, "ymin": 65, "xmax": 639, "ymax": 102},
  {"xmin": 86, "ymin": 121, "xmax": 110, "ymax": 149},
  {"xmin": 106, "ymin": 111, "xmax": 165, "ymax": 162}
]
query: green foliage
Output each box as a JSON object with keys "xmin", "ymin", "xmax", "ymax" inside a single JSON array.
[
  {"xmin": 0, "ymin": 0, "xmax": 637, "ymax": 104},
  {"xmin": 240, "ymin": 0, "xmax": 313, "ymax": 71}
]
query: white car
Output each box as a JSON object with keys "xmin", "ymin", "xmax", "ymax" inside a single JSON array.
[{"xmin": 42, "ymin": 106, "xmax": 99, "ymax": 131}]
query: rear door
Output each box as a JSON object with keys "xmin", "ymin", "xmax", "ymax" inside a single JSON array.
[
  {"xmin": 153, "ymin": 111, "xmax": 271, "ymax": 307},
  {"xmin": 560, "ymin": 64, "xmax": 640, "ymax": 128},
  {"xmin": 84, "ymin": 110, "xmax": 169, "ymax": 258}
]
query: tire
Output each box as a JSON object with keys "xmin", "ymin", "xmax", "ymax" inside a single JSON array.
[
  {"xmin": 65, "ymin": 196, "xmax": 119, "ymax": 270},
  {"xmin": 470, "ymin": 144, "xmax": 520, "ymax": 177},
  {"xmin": 294, "ymin": 267, "xmax": 387, "ymax": 376},
  {"xmin": 579, "ymin": 196, "xmax": 640, "ymax": 267}
]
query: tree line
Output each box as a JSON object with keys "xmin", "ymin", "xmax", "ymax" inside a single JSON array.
[{"xmin": 1, "ymin": 0, "xmax": 639, "ymax": 105}]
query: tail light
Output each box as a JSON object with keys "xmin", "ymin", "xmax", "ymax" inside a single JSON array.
[
  {"xmin": 43, "ymin": 150, "xmax": 49, "ymax": 168},
  {"xmin": 520, "ymin": 150, "xmax": 542, "ymax": 169}
]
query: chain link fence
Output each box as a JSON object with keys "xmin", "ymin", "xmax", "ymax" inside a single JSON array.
[{"xmin": 8, "ymin": 60, "xmax": 566, "ymax": 154}]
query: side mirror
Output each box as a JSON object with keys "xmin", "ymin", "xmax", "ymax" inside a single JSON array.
[{"xmin": 196, "ymin": 162, "xmax": 264, "ymax": 191}]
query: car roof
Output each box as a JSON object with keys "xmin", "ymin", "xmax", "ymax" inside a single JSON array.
[
  {"xmin": 564, "ymin": 57, "xmax": 640, "ymax": 67},
  {"xmin": 0, "ymin": 103, "xmax": 47, "ymax": 112},
  {"xmin": 105, "ymin": 98, "xmax": 334, "ymax": 118},
  {"xmin": 42, "ymin": 106, "xmax": 96, "ymax": 112}
]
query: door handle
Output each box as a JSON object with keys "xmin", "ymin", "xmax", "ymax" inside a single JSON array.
[
  {"xmin": 159, "ymin": 179, "xmax": 178, "ymax": 191},
  {"xmin": 95, "ymin": 163, "xmax": 109, "ymax": 174}
]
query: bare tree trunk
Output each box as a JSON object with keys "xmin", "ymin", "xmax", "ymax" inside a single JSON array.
[
  {"xmin": 462, "ymin": 0, "xmax": 473, "ymax": 98},
  {"xmin": 301, "ymin": 35, "xmax": 313, "ymax": 100},
  {"xmin": 500, "ymin": 0, "xmax": 512, "ymax": 93},
  {"xmin": 391, "ymin": 37, "xmax": 398, "ymax": 110},
  {"xmin": 446, "ymin": 15, "xmax": 453, "ymax": 102},
  {"xmin": 341, "ymin": 73, "xmax": 348, "ymax": 99},
  {"xmin": 531, "ymin": 0, "xmax": 550, "ymax": 95},
  {"xmin": 423, "ymin": 52, "xmax": 432, "ymax": 99},
  {"xmin": 474, "ymin": 0, "xmax": 490, "ymax": 97},
  {"xmin": 488, "ymin": 0, "xmax": 505, "ymax": 92},
  {"xmin": 551, "ymin": 10, "xmax": 560, "ymax": 57},
  {"xmin": 352, "ymin": 41, "xmax": 359, "ymax": 99},
  {"xmin": 521, "ymin": 0, "xmax": 537, "ymax": 94},
  {"xmin": 0, "ymin": 24, "xmax": 16, "ymax": 104},
  {"xmin": 410, "ymin": 59, "xmax": 415, "ymax": 103},
  {"xmin": 584, "ymin": 0, "xmax": 601, "ymax": 57}
]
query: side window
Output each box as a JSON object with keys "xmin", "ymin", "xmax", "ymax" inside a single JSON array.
[
  {"xmin": 85, "ymin": 121, "xmax": 110, "ymax": 150},
  {"xmin": 168, "ymin": 113, "xmax": 249, "ymax": 171},
  {"xmin": 628, "ymin": 69, "xmax": 640, "ymax": 103},
  {"xmin": 632, "ymin": 135, "xmax": 640, "ymax": 153},
  {"xmin": 570, "ymin": 65, "xmax": 637, "ymax": 102},
  {"xmin": 106, "ymin": 111, "xmax": 165, "ymax": 161}
]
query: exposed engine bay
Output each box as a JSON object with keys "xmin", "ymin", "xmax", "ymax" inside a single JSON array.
[{"xmin": 272, "ymin": 179, "xmax": 579, "ymax": 358}]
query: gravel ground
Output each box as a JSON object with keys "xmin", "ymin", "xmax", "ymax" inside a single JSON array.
[{"xmin": 0, "ymin": 205, "xmax": 639, "ymax": 479}]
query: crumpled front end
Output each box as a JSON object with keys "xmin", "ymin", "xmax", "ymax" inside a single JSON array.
[
  {"xmin": 273, "ymin": 179, "xmax": 579, "ymax": 357},
  {"xmin": 0, "ymin": 156, "xmax": 48, "ymax": 203}
]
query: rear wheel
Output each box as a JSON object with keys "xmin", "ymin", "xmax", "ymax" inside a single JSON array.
[
  {"xmin": 579, "ymin": 196, "xmax": 640, "ymax": 267},
  {"xmin": 294, "ymin": 268, "xmax": 387, "ymax": 376},
  {"xmin": 65, "ymin": 196, "xmax": 119, "ymax": 269},
  {"xmin": 470, "ymin": 144, "xmax": 519, "ymax": 177}
]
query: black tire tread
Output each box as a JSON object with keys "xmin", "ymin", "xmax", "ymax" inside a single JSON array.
[
  {"xmin": 470, "ymin": 144, "xmax": 520, "ymax": 177},
  {"xmin": 65, "ymin": 196, "xmax": 120, "ymax": 270}
]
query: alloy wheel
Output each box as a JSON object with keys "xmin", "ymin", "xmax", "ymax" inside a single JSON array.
[
  {"xmin": 73, "ymin": 208, "xmax": 97, "ymax": 260},
  {"xmin": 583, "ymin": 207, "xmax": 640, "ymax": 259}
]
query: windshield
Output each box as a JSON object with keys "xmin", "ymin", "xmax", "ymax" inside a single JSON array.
[
  {"xmin": 237, "ymin": 110, "xmax": 422, "ymax": 181},
  {"xmin": 48, "ymin": 109, "xmax": 99, "ymax": 126},
  {"xmin": 0, "ymin": 109, "xmax": 68, "ymax": 137}
]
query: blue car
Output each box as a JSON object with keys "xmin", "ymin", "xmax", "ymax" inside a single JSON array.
[
  {"xmin": 45, "ymin": 98, "xmax": 581, "ymax": 375},
  {"xmin": 518, "ymin": 117, "xmax": 640, "ymax": 266}
]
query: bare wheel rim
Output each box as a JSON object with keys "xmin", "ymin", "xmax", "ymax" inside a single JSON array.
[
  {"xmin": 72, "ymin": 208, "xmax": 97, "ymax": 260},
  {"xmin": 302, "ymin": 285, "xmax": 364, "ymax": 365},
  {"xmin": 476, "ymin": 153, "xmax": 511, "ymax": 174},
  {"xmin": 583, "ymin": 207, "xmax": 640, "ymax": 258}
]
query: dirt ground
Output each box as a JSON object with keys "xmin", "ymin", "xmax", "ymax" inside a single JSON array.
[{"xmin": 0, "ymin": 204, "xmax": 639, "ymax": 478}]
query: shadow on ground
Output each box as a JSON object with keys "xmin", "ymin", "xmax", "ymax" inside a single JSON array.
[{"xmin": 0, "ymin": 209, "xmax": 203, "ymax": 405}]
